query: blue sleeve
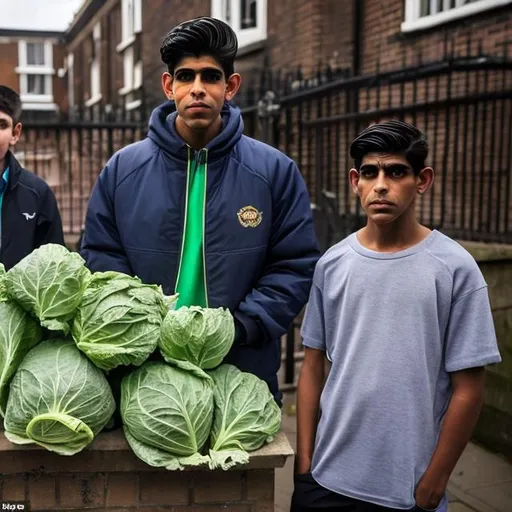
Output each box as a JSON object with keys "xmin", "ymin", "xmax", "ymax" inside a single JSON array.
[
  {"xmin": 80, "ymin": 163, "xmax": 133, "ymax": 275},
  {"xmin": 235, "ymin": 160, "xmax": 320, "ymax": 345},
  {"xmin": 300, "ymin": 282, "xmax": 326, "ymax": 351},
  {"xmin": 444, "ymin": 286, "xmax": 501, "ymax": 372}
]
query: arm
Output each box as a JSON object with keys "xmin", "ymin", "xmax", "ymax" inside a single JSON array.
[
  {"xmin": 415, "ymin": 367, "xmax": 485, "ymax": 509},
  {"xmin": 80, "ymin": 165, "xmax": 133, "ymax": 275},
  {"xmin": 235, "ymin": 161, "xmax": 320, "ymax": 345},
  {"xmin": 34, "ymin": 185, "xmax": 65, "ymax": 248},
  {"xmin": 296, "ymin": 346, "xmax": 325, "ymax": 474}
]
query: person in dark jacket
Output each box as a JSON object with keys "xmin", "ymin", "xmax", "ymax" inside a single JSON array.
[
  {"xmin": 80, "ymin": 17, "xmax": 320, "ymax": 399},
  {"xmin": 0, "ymin": 85, "xmax": 64, "ymax": 269}
]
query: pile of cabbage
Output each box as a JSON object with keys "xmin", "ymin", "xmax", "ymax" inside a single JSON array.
[{"xmin": 0, "ymin": 244, "xmax": 281, "ymax": 469}]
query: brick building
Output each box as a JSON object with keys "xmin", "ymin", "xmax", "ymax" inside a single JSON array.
[{"xmin": 0, "ymin": 28, "xmax": 67, "ymax": 119}]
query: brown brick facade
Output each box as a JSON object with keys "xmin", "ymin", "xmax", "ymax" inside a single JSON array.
[
  {"xmin": 0, "ymin": 430, "xmax": 291, "ymax": 512},
  {"xmin": 361, "ymin": 3, "xmax": 512, "ymax": 74},
  {"xmin": 0, "ymin": 42, "xmax": 21, "ymax": 91}
]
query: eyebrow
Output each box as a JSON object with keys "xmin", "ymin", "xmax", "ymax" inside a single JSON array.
[
  {"xmin": 174, "ymin": 67, "xmax": 223, "ymax": 74},
  {"xmin": 359, "ymin": 163, "xmax": 411, "ymax": 171}
]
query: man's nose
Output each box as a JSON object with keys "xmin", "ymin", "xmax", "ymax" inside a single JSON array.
[
  {"xmin": 190, "ymin": 75, "xmax": 206, "ymax": 96},
  {"xmin": 373, "ymin": 171, "xmax": 388, "ymax": 193}
]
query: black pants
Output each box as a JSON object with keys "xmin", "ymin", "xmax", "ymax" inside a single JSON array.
[{"xmin": 291, "ymin": 473, "xmax": 432, "ymax": 512}]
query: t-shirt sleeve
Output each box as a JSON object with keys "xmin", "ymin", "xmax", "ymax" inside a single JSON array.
[
  {"xmin": 444, "ymin": 286, "xmax": 502, "ymax": 372},
  {"xmin": 300, "ymin": 273, "xmax": 326, "ymax": 351}
]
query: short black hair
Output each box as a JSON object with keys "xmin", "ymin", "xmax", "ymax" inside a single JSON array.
[
  {"xmin": 160, "ymin": 17, "xmax": 237, "ymax": 77},
  {"xmin": 0, "ymin": 85, "xmax": 22, "ymax": 125},
  {"xmin": 350, "ymin": 120, "xmax": 428, "ymax": 174}
]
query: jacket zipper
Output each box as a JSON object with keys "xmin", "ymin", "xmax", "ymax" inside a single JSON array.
[
  {"xmin": 201, "ymin": 148, "xmax": 209, "ymax": 307},
  {"xmin": 173, "ymin": 147, "xmax": 192, "ymax": 295}
]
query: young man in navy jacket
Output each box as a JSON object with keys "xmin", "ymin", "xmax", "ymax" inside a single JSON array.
[
  {"xmin": 81, "ymin": 17, "xmax": 320, "ymax": 398},
  {"xmin": 0, "ymin": 85, "xmax": 64, "ymax": 269}
]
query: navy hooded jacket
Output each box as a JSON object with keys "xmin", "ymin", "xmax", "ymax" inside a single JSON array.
[{"xmin": 81, "ymin": 101, "xmax": 320, "ymax": 396}]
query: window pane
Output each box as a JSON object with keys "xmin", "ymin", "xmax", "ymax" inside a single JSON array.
[
  {"xmin": 27, "ymin": 75, "xmax": 46, "ymax": 94},
  {"xmin": 26, "ymin": 43, "xmax": 45, "ymax": 66},
  {"xmin": 241, "ymin": 0, "xmax": 257, "ymax": 29},
  {"xmin": 224, "ymin": 0, "xmax": 231, "ymax": 24}
]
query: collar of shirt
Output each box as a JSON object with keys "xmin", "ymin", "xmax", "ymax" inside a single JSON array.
[{"xmin": 0, "ymin": 167, "xmax": 9, "ymax": 195}]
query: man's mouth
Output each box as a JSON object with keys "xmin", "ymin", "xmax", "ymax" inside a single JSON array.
[
  {"xmin": 370, "ymin": 200, "xmax": 394, "ymax": 206},
  {"xmin": 187, "ymin": 103, "xmax": 210, "ymax": 109}
]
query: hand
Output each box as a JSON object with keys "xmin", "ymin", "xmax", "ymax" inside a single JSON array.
[
  {"xmin": 415, "ymin": 474, "xmax": 447, "ymax": 510},
  {"xmin": 294, "ymin": 457, "xmax": 312, "ymax": 475}
]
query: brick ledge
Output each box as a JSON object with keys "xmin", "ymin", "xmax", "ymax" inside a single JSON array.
[{"xmin": 0, "ymin": 429, "xmax": 293, "ymax": 474}]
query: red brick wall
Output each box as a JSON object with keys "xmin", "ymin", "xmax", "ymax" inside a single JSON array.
[
  {"xmin": 361, "ymin": 2, "xmax": 512, "ymax": 74},
  {"xmin": 53, "ymin": 43, "xmax": 68, "ymax": 113},
  {"xmin": 67, "ymin": 0, "xmax": 125, "ymax": 109},
  {"xmin": 0, "ymin": 42, "xmax": 20, "ymax": 92},
  {"xmin": 142, "ymin": 0, "xmax": 210, "ymax": 109},
  {"xmin": 1, "ymin": 469, "xmax": 274, "ymax": 511}
]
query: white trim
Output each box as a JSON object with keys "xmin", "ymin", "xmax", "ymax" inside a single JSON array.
[
  {"xmin": 133, "ymin": 60, "xmax": 143, "ymax": 89},
  {"xmin": 85, "ymin": 94, "xmax": 102, "ymax": 107},
  {"xmin": 122, "ymin": 45, "xmax": 134, "ymax": 93},
  {"xmin": 118, "ymin": 85, "xmax": 133, "ymax": 96},
  {"xmin": 15, "ymin": 66, "xmax": 55, "ymax": 75},
  {"xmin": 402, "ymin": 0, "xmax": 512, "ymax": 33},
  {"xmin": 116, "ymin": 35, "xmax": 136, "ymax": 53},
  {"xmin": 134, "ymin": 0, "xmax": 142, "ymax": 33},
  {"xmin": 90, "ymin": 22, "xmax": 102, "ymax": 100},
  {"xmin": 20, "ymin": 93, "xmax": 53, "ymax": 103},
  {"xmin": 125, "ymin": 98, "xmax": 142, "ymax": 111},
  {"xmin": 67, "ymin": 53, "xmax": 75, "ymax": 108},
  {"xmin": 211, "ymin": 0, "xmax": 267, "ymax": 49},
  {"xmin": 21, "ymin": 102, "xmax": 58, "ymax": 111}
]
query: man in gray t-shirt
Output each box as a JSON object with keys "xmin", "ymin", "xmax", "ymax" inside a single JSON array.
[{"xmin": 292, "ymin": 121, "xmax": 501, "ymax": 512}]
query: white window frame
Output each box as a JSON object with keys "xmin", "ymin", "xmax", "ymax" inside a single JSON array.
[
  {"xmin": 86, "ymin": 23, "xmax": 102, "ymax": 107},
  {"xmin": 16, "ymin": 40, "xmax": 56, "ymax": 108},
  {"xmin": 117, "ymin": 0, "xmax": 143, "ymax": 102},
  {"xmin": 67, "ymin": 53, "xmax": 75, "ymax": 109},
  {"xmin": 118, "ymin": 0, "xmax": 141, "ymax": 51},
  {"xmin": 211, "ymin": 0, "xmax": 267, "ymax": 49},
  {"xmin": 402, "ymin": 0, "xmax": 512, "ymax": 33}
]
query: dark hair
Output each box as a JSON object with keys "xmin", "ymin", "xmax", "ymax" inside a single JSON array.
[
  {"xmin": 349, "ymin": 120, "xmax": 428, "ymax": 174},
  {"xmin": 160, "ymin": 17, "xmax": 237, "ymax": 77},
  {"xmin": 0, "ymin": 85, "xmax": 22, "ymax": 125}
]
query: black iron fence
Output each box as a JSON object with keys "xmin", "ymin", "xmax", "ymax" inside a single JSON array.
[
  {"xmin": 15, "ymin": 35, "xmax": 512, "ymax": 388},
  {"xmin": 241, "ymin": 38, "xmax": 512, "ymax": 249}
]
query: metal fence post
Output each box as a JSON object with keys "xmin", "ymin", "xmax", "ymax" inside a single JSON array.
[{"xmin": 257, "ymin": 90, "xmax": 281, "ymax": 146}]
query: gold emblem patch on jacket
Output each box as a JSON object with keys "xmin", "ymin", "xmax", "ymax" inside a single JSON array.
[{"xmin": 237, "ymin": 206, "xmax": 263, "ymax": 228}]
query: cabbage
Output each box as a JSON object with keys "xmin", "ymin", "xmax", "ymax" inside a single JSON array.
[
  {"xmin": 72, "ymin": 271, "xmax": 174, "ymax": 371},
  {"xmin": 121, "ymin": 362, "xmax": 214, "ymax": 470},
  {"xmin": 0, "ymin": 300, "xmax": 43, "ymax": 417},
  {"xmin": 5, "ymin": 244, "xmax": 90, "ymax": 334},
  {"xmin": 4, "ymin": 339, "xmax": 115, "ymax": 455},
  {"xmin": 0, "ymin": 263, "xmax": 7, "ymax": 302},
  {"xmin": 159, "ymin": 306, "xmax": 234, "ymax": 373},
  {"xmin": 208, "ymin": 364, "xmax": 281, "ymax": 470}
]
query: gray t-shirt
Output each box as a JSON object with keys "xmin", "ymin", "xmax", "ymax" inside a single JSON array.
[{"xmin": 301, "ymin": 230, "xmax": 501, "ymax": 510}]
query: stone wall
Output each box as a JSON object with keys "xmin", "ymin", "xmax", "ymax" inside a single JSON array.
[{"xmin": 460, "ymin": 241, "xmax": 512, "ymax": 456}]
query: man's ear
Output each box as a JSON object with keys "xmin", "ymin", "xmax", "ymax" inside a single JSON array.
[
  {"xmin": 225, "ymin": 73, "xmax": 241, "ymax": 102},
  {"xmin": 161, "ymin": 72, "xmax": 174, "ymax": 100},
  {"xmin": 417, "ymin": 167, "xmax": 434, "ymax": 195},
  {"xmin": 10, "ymin": 123, "xmax": 22, "ymax": 146},
  {"xmin": 349, "ymin": 168, "xmax": 360, "ymax": 195}
]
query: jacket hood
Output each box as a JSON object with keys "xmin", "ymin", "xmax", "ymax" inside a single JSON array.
[{"xmin": 147, "ymin": 100, "xmax": 244, "ymax": 161}]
